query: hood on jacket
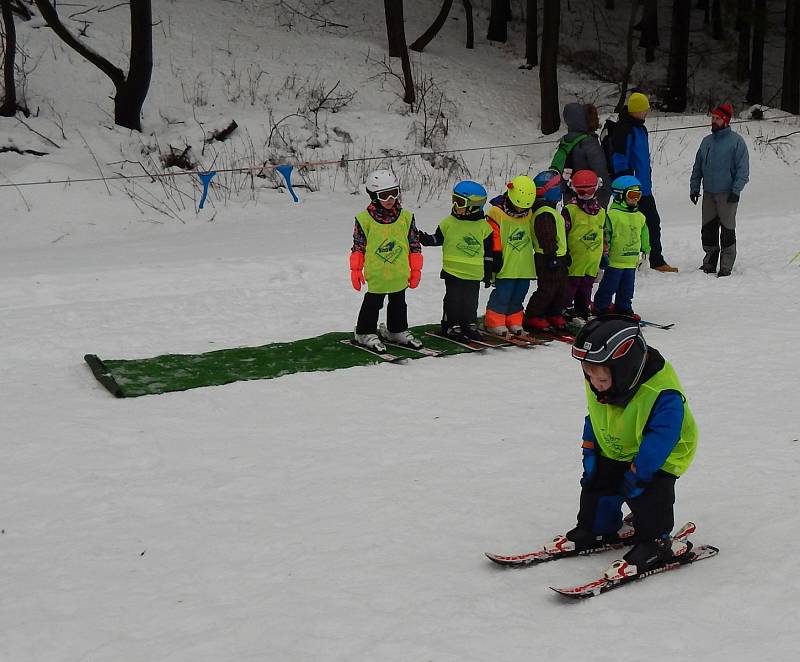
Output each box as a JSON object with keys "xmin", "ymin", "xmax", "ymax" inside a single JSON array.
[{"xmin": 563, "ymin": 102, "xmax": 589, "ymax": 136}]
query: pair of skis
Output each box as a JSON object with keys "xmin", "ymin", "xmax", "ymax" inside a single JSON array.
[{"xmin": 486, "ymin": 521, "xmax": 718, "ymax": 599}]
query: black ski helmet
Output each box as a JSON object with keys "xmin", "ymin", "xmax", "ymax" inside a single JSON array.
[{"xmin": 571, "ymin": 315, "xmax": 648, "ymax": 400}]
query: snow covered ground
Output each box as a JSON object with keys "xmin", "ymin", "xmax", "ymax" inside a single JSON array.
[{"xmin": 2, "ymin": 1, "xmax": 800, "ymax": 660}]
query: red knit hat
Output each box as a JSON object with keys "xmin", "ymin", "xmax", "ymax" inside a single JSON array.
[{"xmin": 710, "ymin": 103, "xmax": 733, "ymax": 126}]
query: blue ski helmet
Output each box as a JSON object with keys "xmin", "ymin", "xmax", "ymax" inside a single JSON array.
[
  {"xmin": 452, "ymin": 180, "xmax": 487, "ymax": 213},
  {"xmin": 533, "ymin": 169, "xmax": 563, "ymax": 203},
  {"xmin": 611, "ymin": 175, "xmax": 642, "ymax": 207}
]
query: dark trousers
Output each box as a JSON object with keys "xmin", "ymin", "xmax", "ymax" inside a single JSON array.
[
  {"xmin": 560, "ymin": 275, "xmax": 595, "ymax": 316},
  {"xmin": 356, "ymin": 290, "xmax": 408, "ymax": 334},
  {"xmin": 525, "ymin": 254, "xmax": 569, "ymax": 318},
  {"xmin": 638, "ymin": 194, "xmax": 665, "ymax": 267},
  {"xmin": 577, "ymin": 454, "xmax": 677, "ymax": 541},
  {"xmin": 593, "ymin": 266, "xmax": 636, "ymax": 313},
  {"xmin": 441, "ymin": 272, "xmax": 480, "ymax": 329}
]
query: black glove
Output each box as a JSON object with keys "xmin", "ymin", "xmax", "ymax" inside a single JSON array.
[
  {"xmin": 690, "ymin": 193, "xmax": 699, "ymax": 205},
  {"xmin": 563, "ymin": 254, "xmax": 572, "ymax": 268},
  {"xmin": 545, "ymin": 256, "xmax": 559, "ymax": 272},
  {"xmin": 727, "ymin": 192, "xmax": 740, "ymax": 204},
  {"xmin": 599, "ymin": 254, "xmax": 609, "ymax": 270}
]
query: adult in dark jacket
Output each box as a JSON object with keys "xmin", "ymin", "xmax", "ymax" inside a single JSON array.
[
  {"xmin": 689, "ymin": 103, "xmax": 749, "ymax": 277},
  {"xmin": 552, "ymin": 103, "xmax": 611, "ymax": 208},
  {"xmin": 609, "ymin": 93, "xmax": 678, "ymax": 273}
]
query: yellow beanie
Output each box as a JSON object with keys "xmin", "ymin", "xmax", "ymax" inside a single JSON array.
[{"xmin": 627, "ymin": 92, "xmax": 650, "ymax": 113}]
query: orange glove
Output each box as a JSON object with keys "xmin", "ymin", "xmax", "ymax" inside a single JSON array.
[
  {"xmin": 349, "ymin": 252, "xmax": 366, "ymax": 291},
  {"xmin": 408, "ymin": 252, "xmax": 423, "ymax": 289}
]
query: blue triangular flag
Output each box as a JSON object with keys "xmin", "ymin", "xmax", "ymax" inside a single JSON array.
[
  {"xmin": 276, "ymin": 164, "xmax": 299, "ymax": 203},
  {"xmin": 197, "ymin": 171, "xmax": 217, "ymax": 209}
]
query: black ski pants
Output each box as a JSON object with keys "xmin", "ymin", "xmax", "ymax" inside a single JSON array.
[
  {"xmin": 577, "ymin": 453, "xmax": 677, "ymax": 541},
  {"xmin": 638, "ymin": 194, "xmax": 666, "ymax": 268},
  {"xmin": 356, "ymin": 290, "xmax": 408, "ymax": 334},
  {"xmin": 441, "ymin": 272, "xmax": 480, "ymax": 330}
]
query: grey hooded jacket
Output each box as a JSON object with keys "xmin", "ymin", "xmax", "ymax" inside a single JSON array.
[{"xmin": 559, "ymin": 102, "xmax": 611, "ymax": 207}]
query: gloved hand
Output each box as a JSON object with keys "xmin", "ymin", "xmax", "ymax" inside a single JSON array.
[
  {"xmin": 408, "ymin": 252, "xmax": 423, "ymax": 289},
  {"xmin": 563, "ymin": 254, "xmax": 572, "ymax": 268},
  {"xmin": 417, "ymin": 231, "xmax": 434, "ymax": 247},
  {"xmin": 621, "ymin": 468, "xmax": 646, "ymax": 500},
  {"xmin": 349, "ymin": 252, "xmax": 365, "ymax": 292},
  {"xmin": 690, "ymin": 192, "xmax": 699, "ymax": 205},
  {"xmin": 599, "ymin": 254, "xmax": 609, "ymax": 270},
  {"xmin": 727, "ymin": 192, "xmax": 740, "ymax": 204},
  {"xmin": 580, "ymin": 446, "xmax": 597, "ymax": 487},
  {"xmin": 545, "ymin": 255, "xmax": 559, "ymax": 272}
]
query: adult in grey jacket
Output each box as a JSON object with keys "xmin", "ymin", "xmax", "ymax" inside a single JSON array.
[
  {"xmin": 554, "ymin": 103, "xmax": 611, "ymax": 208},
  {"xmin": 689, "ymin": 103, "xmax": 749, "ymax": 277}
]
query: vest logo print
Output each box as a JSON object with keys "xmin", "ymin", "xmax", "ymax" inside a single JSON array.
[
  {"xmin": 456, "ymin": 234, "xmax": 482, "ymax": 257},
  {"xmin": 375, "ymin": 239, "xmax": 403, "ymax": 264},
  {"xmin": 580, "ymin": 230, "xmax": 601, "ymax": 251},
  {"xmin": 508, "ymin": 228, "xmax": 530, "ymax": 252}
]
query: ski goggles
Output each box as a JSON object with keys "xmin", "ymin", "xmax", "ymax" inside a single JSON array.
[
  {"xmin": 376, "ymin": 187, "xmax": 400, "ymax": 202},
  {"xmin": 452, "ymin": 192, "xmax": 487, "ymax": 209},
  {"xmin": 624, "ymin": 188, "xmax": 642, "ymax": 205},
  {"xmin": 574, "ymin": 185, "xmax": 598, "ymax": 200}
]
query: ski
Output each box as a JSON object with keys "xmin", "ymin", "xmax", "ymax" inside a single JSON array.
[
  {"xmin": 378, "ymin": 325, "xmax": 442, "ymax": 356},
  {"xmin": 339, "ymin": 339, "xmax": 405, "ymax": 362},
  {"xmin": 550, "ymin": 544, "xmax": 719, "ymax": 599},
  {"xmin": 424, "ymin": 331, "xmax": 488, "ymax": 351},
  {"xmin": 639, "ymin": 320, "xmax": 675, "ymax": 330},
  {"xmin": 529, "ymin": 329, "xmax": 576, "ymax": 344},
  {"xmin": 480, "ymin": 330, "xmax": 550, "ymax": 347},
  {"xmin": 486, "ymin": 514, "xmax": 637, "ymax": 567}
]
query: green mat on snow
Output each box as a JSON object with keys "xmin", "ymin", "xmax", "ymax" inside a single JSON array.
[{"xmin": 84, "ymin": 324, "xmax": 478, "ymax": 398}]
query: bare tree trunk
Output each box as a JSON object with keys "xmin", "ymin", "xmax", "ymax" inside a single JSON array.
[
  {"xmin": 664, "ymin": 0, "xmax": 691, "ymax": 112},
  {"xmin": 0, "ymin": 0, "xmax": 18, "ymax": 116},
  {"xmin": 736, "ymin": 0, "xmax": 752, "ymax": 81},
  {"xmin": 711, "ymin": 0, "xmax": 723, "ymax": 39},
  {"xmin": 639, "ymin": 0, "xmax": 659, "ymax": 63},
  {"xmin": 539, "ymin": 0, "xmax": 560, "ymax": 134},
  {"xmin": 614, "ymin": 0, "xmax": 641, "ymax": 112},
  {"xmin": 384, "ymin": 0, "xmax": 402, "ymax": 57},
  {"xmin": 383, "ymin": 0, "xmax": 414, "ymax": 105},
  {"xmin": 487, "ymin": 0, "xmax": 508, "ymax": 42},
  {"xmin": 525, "ymin": 0, "xmax": 538, "ymax": 67},
  {"xmin": 410, "ymin": 0, "xmax": 453, "ymax": 52},
  {"xmin": 33, "ymin": 0, "xmax": 152, "ymax": 131},
  {"xmin": 747, "ymin": 0, "xmax": 766, "ymax": 103},
  {"xmin": 462, "ymin": 0, "xmax": 474, "ymax": 48},
  {"xmin": 781, "ymin": 0, "xmax": 800, "ymax": 113}
]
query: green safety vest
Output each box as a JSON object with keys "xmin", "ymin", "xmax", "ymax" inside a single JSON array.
[
  {"xmin": 564, "ymin": 203, "xmax": 606, "ymax": 277},
  {"xmin": 439, "ymin": 214, "xmax": 493, "ymax": 280},
  {"xmin": 487, "ymin": 205, "xmax": 535, "ymax": 279},
  {"xmin": 531, "ymin": 206, "xmax": 567, "ymax": 257},
  {"xmin": 606, "ymin": 205, "xmax": 650, "ymax": 269},
  {"xmin": 356, "ymin": 209, "xmax": 413, "ymax": 294},
  {"xmin": 585, "ymin": 361, "xmax": 698, "ymax": 477}
]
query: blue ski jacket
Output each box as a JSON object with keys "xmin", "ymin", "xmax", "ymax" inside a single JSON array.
[
  {"xmin": 610, "ymin": 110, "xmax": 653, "ymax": 196},
  {"xmin": 689, "ymin": 126, "xmax": 750, "ymax": 196}
]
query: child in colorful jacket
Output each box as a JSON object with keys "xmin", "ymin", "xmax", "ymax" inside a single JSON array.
[
  {"xmin": 546, "ymin": 316, "xmax": 698, "ymax": 580},
  {"xmin": 523, "ymin": 169, "xmax": 570, "ymax": 331},
  {"xmin": 483, "ymin": 175, "xmax": 537, "ymax": 335},
  {"xmin": 560, "ymin": 170, "xmax": 607, "ymax": 324},
  {"xmin": 418, "ymin": 181, "xmax": 494, "ymax": 341},
  {"xmin": 349, "ymin": 169, "xmax": 423, "ymax": 352},
  {"xmin": 592, "ymin": 176, "xmax": 650, "ymax": 320}
]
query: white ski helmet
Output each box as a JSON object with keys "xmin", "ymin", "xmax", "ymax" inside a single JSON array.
[{"xmin": 365, "ymin": 169, "xmax": 400, "ymax": 201}]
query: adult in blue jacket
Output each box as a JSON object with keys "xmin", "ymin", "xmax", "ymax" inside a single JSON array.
[
  {"xmin": 689, "ymin": 103, "xmax": 750, "ymax": 277},
  {"xmin": 609, "ymin": 92, "xmax": 678, "ymax": 273}
]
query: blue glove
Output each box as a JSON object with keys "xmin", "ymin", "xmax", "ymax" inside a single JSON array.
[
  {"xmin": 622, "ymin": 469, "xmax": 646, "ymax": 500},
  {"xmin": 580, "ymin": 447, "xmax": 597, "ymax": 487},
  {"xmin": 727, "ymin": 192, "xmax": 740, "ymax": 204},
  {"xmin": 599, "ymin": 255, "xmax": 609, "ymax": 270}
]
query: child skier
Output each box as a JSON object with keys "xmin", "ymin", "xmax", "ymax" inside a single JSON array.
[
  {"xmin": 560, "ymin": 170, "xmax": 606, "ymax": 325},
  {"xmin": 592, "ymin": 176, "xmax": 650, "ymax": 320},
  {"xmin": 483, "ymin": 175, "xmax": 537, "ymax": 335},
  {"xmin": 418, "ymin": 180, "xmax": 494, "ymax": 341},
  {"xmin": 349, "ymin": 169, "xmax": 424, "ymax": 351},
  {"xmin": 523, "ymin": 169, "xmax": 570, "ymax": 331},
  {"xmin": 548, "ymin": 315, "xmax": 698, "ymax": 579}
]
